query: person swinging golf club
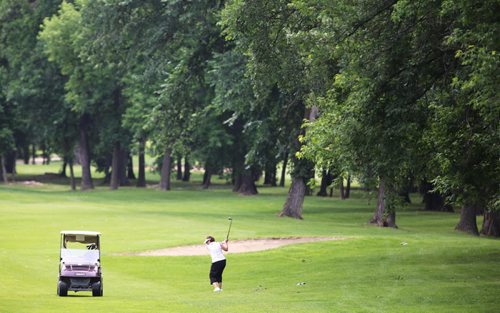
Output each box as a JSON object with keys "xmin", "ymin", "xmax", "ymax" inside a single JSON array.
[{"xmin": 205, "ymin": 234, "xmax": 228, "ymax": 293}]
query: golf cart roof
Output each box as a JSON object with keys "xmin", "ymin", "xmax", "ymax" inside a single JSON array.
[{"xmin": 61, "ymin": 230, "xmax": 101, "ymax": 236}]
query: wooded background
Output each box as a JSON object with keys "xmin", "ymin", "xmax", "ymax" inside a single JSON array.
[{"xmin": 0, "ymin": 0, "xmax": 498, "ymax": 236}]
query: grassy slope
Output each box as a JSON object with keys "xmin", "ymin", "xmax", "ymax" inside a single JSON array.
[{"xmin": 0, "ymin": 163, "xmax": 498, "ymax": 313}]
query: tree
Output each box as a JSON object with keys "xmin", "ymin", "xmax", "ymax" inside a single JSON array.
[
  {"xmin": 294, "ymin": 1, "xmax": 445, "ymax": 227},
  {"xmin": 72, "ymin": 0, "xmax": 167, "ymax": 189},
  {"xmin": 190, "ymin": 105, "xmax": 233, "ymax": 189},
  {"xmin": 0, "ymin": 103, "xmax": 14, "ymax": 183},
  {"xmin": 206, "ymin": 50, "xmax": 261, "ymax": 195},
  {"xmin": 0, "ymin": 0, "xmax": 63, "ymax": 175},
  {"xmin": 427, "ymin": 0, "xmax": 500, "ymax": 236},
  {"xmin": 86, "ymin": 0, "xmax": 228, "ymax": 191},
  {"xmin": 122, "ymin": 81, "xmax": 156, "ymax": 188},
  {"xmin": 294, "ymin": 0, "xmax": 498, "ymax": 233},
  {"xmin": 40, "ymin": 0, "xmax": 120, "ymax": 190},
  {"xmin": 221, "ymin": 0, "xmax": 317, "ymax": 217},
  {"xmin": 76, "ymin": 0, "xmax": 141, "ymax": 190}
]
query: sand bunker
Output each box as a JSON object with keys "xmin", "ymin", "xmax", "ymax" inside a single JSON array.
[{"xmin": 129, "ymin": 237, "xmax": 343, "ymax": 256}]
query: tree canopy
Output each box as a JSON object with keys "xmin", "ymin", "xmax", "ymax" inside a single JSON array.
[{"xmin": 0, "ymin": 0, "xmax": 498, "ymax": 236}]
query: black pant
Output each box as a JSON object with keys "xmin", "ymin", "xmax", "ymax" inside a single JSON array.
[{"xmin": 209, "ymin": 259, "xmax": 226, "ymax": 284}]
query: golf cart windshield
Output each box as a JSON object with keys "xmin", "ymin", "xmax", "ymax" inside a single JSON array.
[
  {"xmin": 60, "ymin": 231, "xmax": 101, "ymax": 265},
  {"xmin": 61, "ymin": 231, "xmax": 101, "ymax": 250},
  {"xmin": 62, "ymin": 232, "xmax": 100, "ymax": 250}
]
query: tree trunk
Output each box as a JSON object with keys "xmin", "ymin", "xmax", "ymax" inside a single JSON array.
[
  {"xmin": 345, "ymin": 175, "xmax": 351, "ymax": 199},
  {"xmin": 455, "ymin": 200, "xmax": 479, "ymax": 235},
  {"xmin": 136, "ymin": 139, "xmax": 146, "ymax": 187},
  {"xmin": 69, "ymin": 159, "xmax": 76, "ymax": 191},
  {"xmin": 263, "ymin": 168, "xmax": 272, "ymax": 185},
  {"xmin": 370, "ymin": 179, "xmax": 386, "ymax": 226},
  {"xmin": 317, "ymin": 170, "xmax": 329, "ymax": 197},
  {"xmin": 176, "ymin": 155, "xmax": 182, "ymax": 180},
  {"xmin": 22, "ymin": 144, "xmax": 29, "ymax": 165},
  {"xmin": 44, "ymin": 147, "xmax": 51, "ymax": 165},
  {"xmin": 279, "ymin": 177, "xmax": 306, "ymax": 219},
  {"xmin": 60, "ymin": 159, "xmax": 67, "ymax": 177},
  {"xmin": 317, "ymin": 170, "xmax": 334, "ymax": 197},
  {"xmin": 369, "ymin": 179, "xmax": 398, "ymax": 228},
  {"xmin": 264, "ymin": 162, "xmax": 277, "ymax": 186},
  {"xmin": 41, "ymin": 144, "xmax": 46, "ymax": 165},
  {"xmin": 5, "ymin": 150, "xmax": 15, "ymax": 174},
  {"xmin": 232, "ymin": 156, "xmax": 245, "ymax": 192},
  {"xmin": 8, "ymin": 150, "xmax": 16, "ymax": 182},
  {"xmin": 420, "ymin": 181, "xmax": 454, "ymax": 212},
  {"xmin": 279, "ymin": 151, "xmax": 288, "ymax": 187},
  {"xmin": 0, "ymin": 156, "xmax": 7, "ymax": 183},
  {"xmin": 41, "ymin": 144, "xmax": 51, "ymax": 165},
  {"xmin": 238, "ymin": 169, "xmax": 258, "ymax": 195},
  {"xmin": 119, "ymin": 148, "xmax": 130, "ymax": 186},
  {"xmin": 182, "ymin": 156, "xmax": 191, "ymax": 182},
  {"xmin": 127, "ymin": 153, "xmax": 136, "ymax": 180},
  {"xmin": 159, "ymin": 147, "xmax": 172, "ymax": 191},
  {"xmin": 79, "ymin": 114, "xmax": 93, "ymax": 191},
  {"xmin": 233, "ymin": 172, "xmax": 242, "ymax": 192},
  {"xmin": 279, "ymin": 105, "xmax": 317, "ymax": 218},
  {"xmin": 481, "ymin": 210, "xmax": 500, "ymax": 237},
  {"xmin": 73, "ymin": 145, "xmax": 81, "ymax": 165},
  {"xmin": 103, "ymin": 163, "xmax": 111, "ymax": 185},
  {"xmin": 202, "ymin": 166, "xmax": 212, "ymax": 189},
  {"xmin": 31, "ymin": 144, "xmax": 36, "ymax": 164},
  {"xmin": 340, "ymin": 178, "xmax": 345, "ymax": 200},
  {"xmin": 110, "ymin": 143, "xmax": 121, "ymax": 190},
  {"xmin": 385, "ymin": 211, "xmax": 397, "ymax": 228}
]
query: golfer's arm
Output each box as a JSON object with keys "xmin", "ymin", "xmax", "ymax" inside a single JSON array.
[{"xmin": 221, "ymin": 242, "xmax": 228, "ymax": 251}]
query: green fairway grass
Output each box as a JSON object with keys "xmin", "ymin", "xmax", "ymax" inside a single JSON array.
[{"xmin": 0, "ymin": 163, "xmax": 499, "ymax": 312}]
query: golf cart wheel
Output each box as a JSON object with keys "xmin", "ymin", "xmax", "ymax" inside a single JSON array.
[
  {"xmin": 57, "ymin": 280, "xmax": 68, "ymax": 297},
  {"xmin": 92, "ymin": 281, "xmax": 103, "ymax": 297}
]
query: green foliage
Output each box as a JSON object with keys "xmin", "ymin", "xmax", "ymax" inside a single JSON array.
[
  {"xmin": 207, "ymin": 50, "xmax": 274, "ymax": 170},
  {"xmin": 38, "ymin": 1, "xmax": 81, "ymax": 76},
  {"xmin": 39, "ymin": 0, "xmax": 115, "ymax": 115},
  {"xmin": 39, "ymin": 0, "xmax": 136, "ymax": 178},
  {"xmin": 0, "ymin": 0, "xmax": 68, "ymax": 160},
  {"xmin": 424, "ymin": 0, "xmax": 500, "ymax": 210},
  {"xmin": 190, "ymin": 104, "xmax": 234, "ymax": 171},
  {"xmin": 221, "ymin": 0, "xmax": 318, "ymax": 182},
  {"xmin": 83, "ymin": 0, "xmax": 227, "ymax": 161},
  {"xmin": 221, "ymin": 0, "xmax": 311, "ymax": 97},
  {"xmin": 295, "ymin": 0, "xmax": 498, "ymax": 212},
  {"xmin": 0, "ymin": 94, "xmax": 14, "ymax": 153},
  {"xmin": 0, "ymin": 127, "xmax": 14, "ymax": 153}
]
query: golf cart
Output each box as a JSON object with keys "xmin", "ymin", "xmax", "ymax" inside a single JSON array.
[{"xmin": 57, "ymin": 231, "xmax": 103, "ymax": 296}]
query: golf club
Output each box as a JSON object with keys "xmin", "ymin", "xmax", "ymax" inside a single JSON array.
[{"xmin": 226, "ymin": 217, "xmax": 233, "ymax": 241}]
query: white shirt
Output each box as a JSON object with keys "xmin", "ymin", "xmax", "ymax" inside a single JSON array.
[{"xmin": 206, "ymin": 241, "xmax": 226, "ymax": 263}]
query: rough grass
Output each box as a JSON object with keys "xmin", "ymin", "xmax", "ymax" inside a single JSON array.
[{"xmin": 0, "ymin": 162, "xmax": 498, "ymax": 313}]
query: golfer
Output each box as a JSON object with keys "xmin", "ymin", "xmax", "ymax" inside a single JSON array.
[{"xmin": 204, "ymin": 235, "xmax": 228, "ymax": 292}]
